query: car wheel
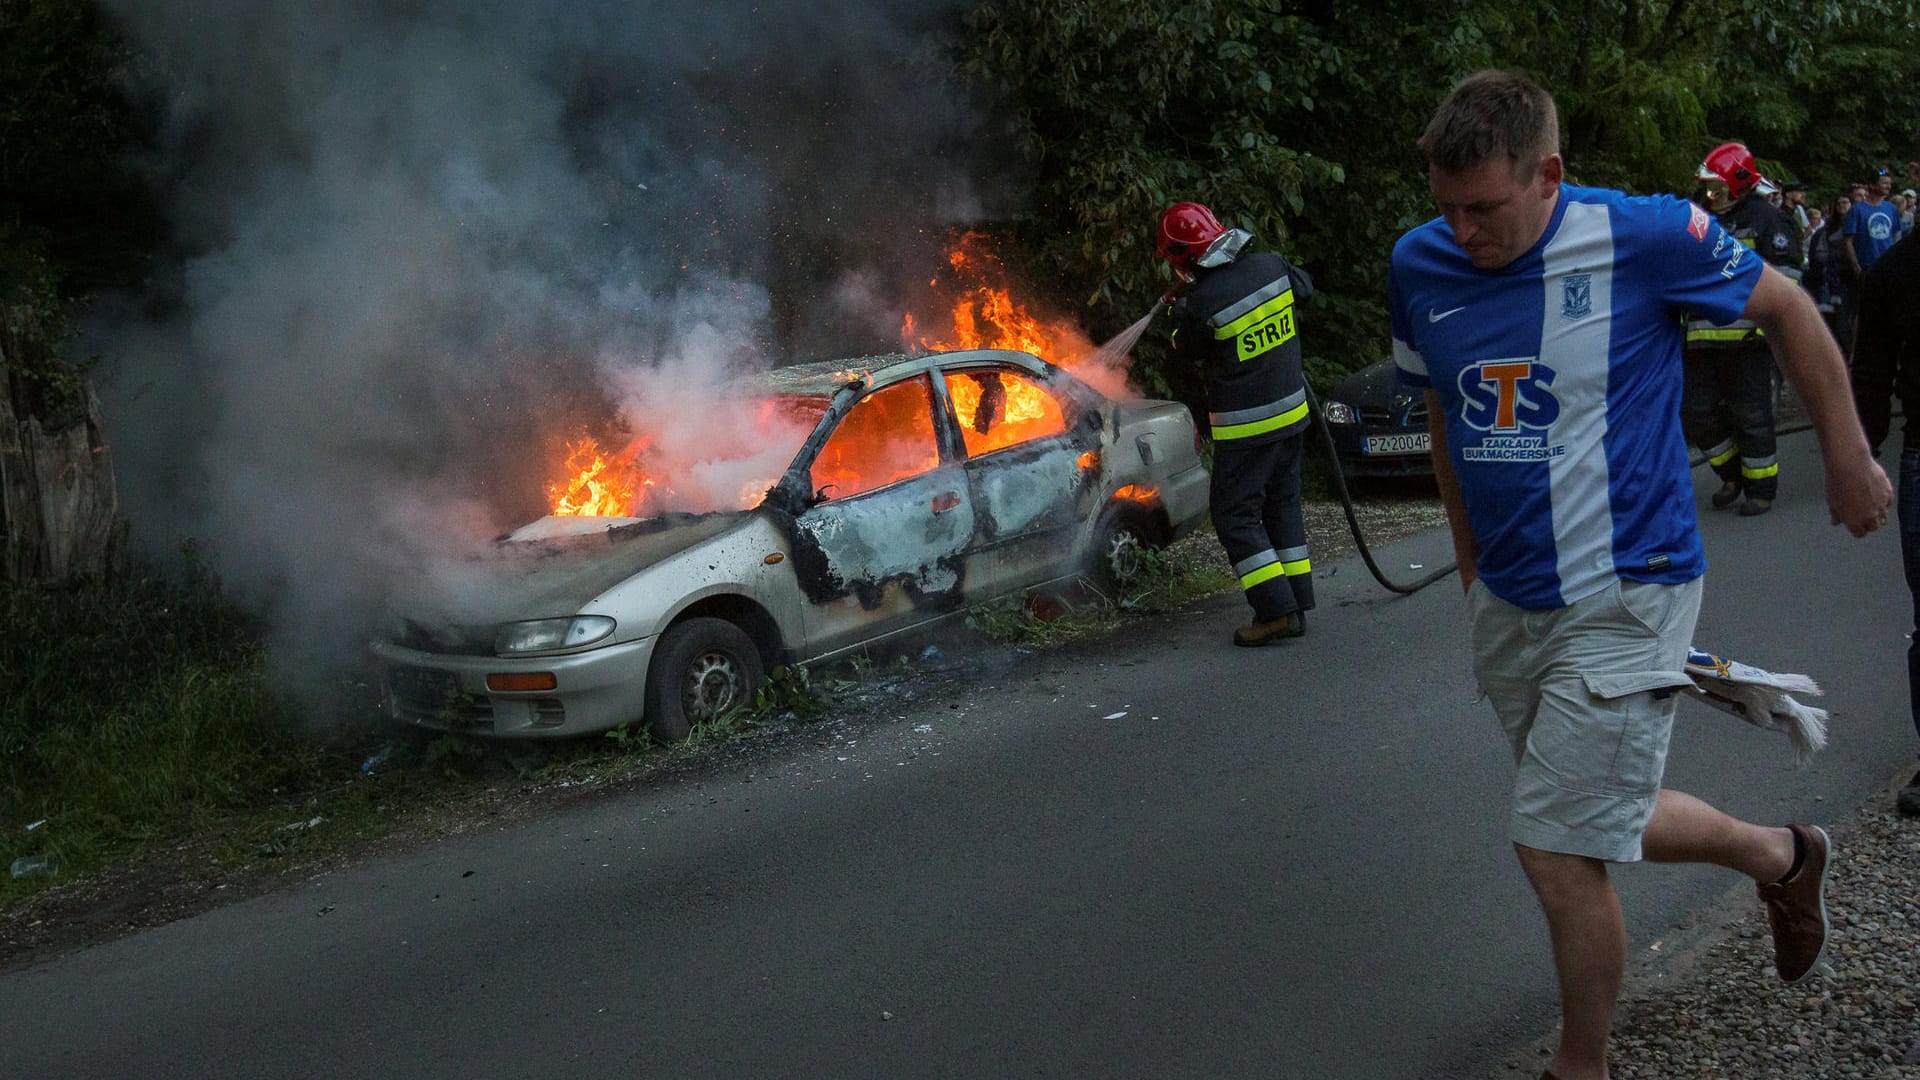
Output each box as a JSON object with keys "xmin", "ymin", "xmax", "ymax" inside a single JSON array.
[
  {"xmin": 644, "ymin": 617, "xmax": 765, "ymax": 743},
  {"xmin": 1089, "ymin": 505, "xmax": 1162, "ymax": 595}
]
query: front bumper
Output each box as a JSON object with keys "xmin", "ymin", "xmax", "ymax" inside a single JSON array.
[{"xmin": 369, "ymin": 635, "xmax": 657, "ymax": 739}]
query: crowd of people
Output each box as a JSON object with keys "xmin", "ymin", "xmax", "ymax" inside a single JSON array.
[{"xmin": 1787, "ymin": 169, "xmax": 1915, "ymax": 350}]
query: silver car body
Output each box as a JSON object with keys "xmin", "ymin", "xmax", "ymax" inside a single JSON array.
[{"xmin": 371, "ymin": 349, "xmax": 1209, "ymax": 737}]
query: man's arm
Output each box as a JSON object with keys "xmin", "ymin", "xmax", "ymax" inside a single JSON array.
[
  {"xmin": 1424, "ymin": 389, "xmax": 1480, "ymax": 591},
  {"xmin": 1743, "ymin": 265, "xmax": 1892, "ymax": 535}
]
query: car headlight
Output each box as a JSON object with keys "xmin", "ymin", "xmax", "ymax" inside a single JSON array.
[
  {"xmin": 495, "ymin": 615, "xmax": 617, "ymax": 655},
  {"xmin": 1322, "ymin": 400, "xmax": 1357, "ymax": 425}
]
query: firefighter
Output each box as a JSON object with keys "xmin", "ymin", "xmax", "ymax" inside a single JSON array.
[
  {"xmin": 1683, "ymin": 142, "xmax": 1804, "ymax": 516},
  {"xmin": 1158, "ymin": 201, "xmax": 1315, "ymax": 645}
]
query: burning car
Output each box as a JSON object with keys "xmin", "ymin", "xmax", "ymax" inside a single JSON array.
[{"xmin": 372, "ymin": 348, "xmax": 1208, "ymax": 740}]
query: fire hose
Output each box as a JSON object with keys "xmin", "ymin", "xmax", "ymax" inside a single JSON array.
[{"xmin": 1300, "ymin": 376, "xmax": 1458, "ymax": 596}]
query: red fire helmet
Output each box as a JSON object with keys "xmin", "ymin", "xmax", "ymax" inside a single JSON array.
[
  {"xmin": 1156, "ymin": 201, "xmax": 1226, "ymax": 270},
  {"xmin": 1695, "ymin": 142, "xmax": 1777, "ymax": 212}
]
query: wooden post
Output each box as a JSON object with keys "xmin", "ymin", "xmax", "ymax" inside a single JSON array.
[{"xmin": 0, "ymin": 305, "xmax": 125, "ymax": 584}]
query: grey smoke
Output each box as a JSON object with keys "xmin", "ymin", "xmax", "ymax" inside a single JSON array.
[{"xmin": 88, "ymin": 0, "xmax": 993, "ymax": 709}]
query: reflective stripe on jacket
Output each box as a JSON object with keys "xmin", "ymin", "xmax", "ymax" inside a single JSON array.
[{"xmin": 1170, "ymin": 248, "xmax": 1314, "ymax": 445}]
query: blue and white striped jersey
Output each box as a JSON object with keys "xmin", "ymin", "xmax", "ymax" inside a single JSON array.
[{"xmin": 1389, "ymin": 184, "xmax": 1763, "ymax": 609}]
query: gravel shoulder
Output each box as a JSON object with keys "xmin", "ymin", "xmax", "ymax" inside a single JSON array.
[{"xmin": 1489, "ymin": 800, "xmax": 1920, "ymax": 1078}]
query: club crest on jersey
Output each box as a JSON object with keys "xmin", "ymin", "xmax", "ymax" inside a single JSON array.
[
  {"xmin": 1561, "ymin": 274, "xmax": 1592, "ymax": 320},
  {"xmin": 1687, "ymin": 203, "xmax": 1710, "ymax": 241},
  {"xmin": 1457, "ymin": 359, "xmax": 1561, "ymax": 438}
]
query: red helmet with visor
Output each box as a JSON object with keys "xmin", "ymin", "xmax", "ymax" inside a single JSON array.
[
  {"xmin": 1156, "ymin": 202, "xmax": 1227, "ymax": 271},
  {"xmin": 1694, "ymin": 142, "xmax": 1777, "ymax": 212}
]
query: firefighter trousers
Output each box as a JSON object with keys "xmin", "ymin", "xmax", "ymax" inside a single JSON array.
[
  {"xmin": 1681, "ymin": 344, "xmax": 1778, "ymax": 501},
  {"xmin": 1210, "ymin": 432, "xmax": 1313, "ymax": 621}
]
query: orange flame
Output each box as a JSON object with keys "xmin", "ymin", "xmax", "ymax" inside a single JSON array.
[
  {"xmin": 903, "ymin": 231, "xmax": 1095, "ymax": 365},
  {"xmin": 549, "ymin": 436, "xmax": 652, "ymax": 517}
]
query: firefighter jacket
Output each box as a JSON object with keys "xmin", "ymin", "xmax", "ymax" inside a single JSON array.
[
  {"xmin": 1686, "ymin": 193, "xmax": 1802, "ymax": 346},
  {"xmin": 1170, "ymin": 248, "xmax": 1315, "ymax": 446}
]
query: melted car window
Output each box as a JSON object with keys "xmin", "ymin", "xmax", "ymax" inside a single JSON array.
[
  {"xmin": 948, "ymin": 368, "xmax": 1068, "ymax": 457},
  {"xmin": 810, "ymin": 376, "xmax": 941, "ymax": 500}
]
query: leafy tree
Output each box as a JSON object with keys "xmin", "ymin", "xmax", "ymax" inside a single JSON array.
[
  {"xmin": 960, "ymin": 0, "xmax": 1920, "ymax": 403},
  {"xmin": 1, "ymin": 0, "xmax": 164, "ymax": 418}
]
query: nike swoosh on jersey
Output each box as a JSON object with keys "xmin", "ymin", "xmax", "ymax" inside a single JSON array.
[{"xmin": 1428, "ymin": 306, "xmax": 1466, "ymax": 322}]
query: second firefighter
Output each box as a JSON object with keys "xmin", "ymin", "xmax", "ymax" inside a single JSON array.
[
  {"xmin": 1684, "ymin": 142, "xmax": 1803, "ymax": 516},
  {"xmin": 1158, "ymin": 201, "xmax": 1316, "ymax": 646}
]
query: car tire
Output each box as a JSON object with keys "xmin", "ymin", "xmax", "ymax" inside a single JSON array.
[
  {"xmin": 1089, "ymin": 504, "xmax": 1163, "ymax": 596},
  {"xmin": 644, "ymin": 617, "xmax": 765, "ymax": 743}
]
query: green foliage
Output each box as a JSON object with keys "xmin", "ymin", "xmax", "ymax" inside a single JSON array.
[
  {"xmin": 747, "ymin": 664, "xmax": 838, "ymax": 726},
  {"xmin": 0, "ymin": 0, "xmax": 163, "ymax": 296},
  {"xmin": 965, "ymin": 533, "xmax": 1234, "ymax": 646},
  {"xmin": 959, "ymin": 0, "xmax": 1920, "ymax": 396},
  {"xmin": 1, "ymin": 0, "xmax": 165, "ymax": 424},
  {"xmin": 0, "ymin": 567, "xmax": 340, "ymax": 896}
]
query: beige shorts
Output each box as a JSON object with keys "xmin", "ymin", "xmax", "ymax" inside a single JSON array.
[{"xmin": 1467, "ymin": 576, "xmax": 1702, "ymax": 862}]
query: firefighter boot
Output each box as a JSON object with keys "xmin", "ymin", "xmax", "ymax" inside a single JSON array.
[
  {"xmin": 1233, "ymin": 612, "xmax": 1305, "ymax": 647},
  {"xmin": 1711, "ymin": 480, "xmax": 1744, "ymax": 510},
  {"xmin": 1739, "ymin": 497, "xmax": 1773, "ymax": 517}
]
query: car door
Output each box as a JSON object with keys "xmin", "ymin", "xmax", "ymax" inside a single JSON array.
[
  {"xmin": 788, "ymin": 373, "xmax": 981, "ymax": 654},
  {"xmin": 939, "ymin": 362, "xmax": 1095, "ymax": 594}
]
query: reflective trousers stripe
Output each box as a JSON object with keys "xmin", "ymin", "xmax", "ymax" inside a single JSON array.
[
  {"xmin": 1212, "ymin": 398, "xmax": 1310, "ymax": 441},
  {"xmin": 1742, "ymin": 459, "xmax": 1780, "ymax": 480},
  {"xmin": 1706, "ymin": 440, "xmax": 1738, "ymax": 467},
  {"xmin": 1237, "ymin": 547, "xmax": 1311, "ymax": 590},
  {"xmin": 1240, "ymin": 560, "xmax": 1286, "ymax": 590}
]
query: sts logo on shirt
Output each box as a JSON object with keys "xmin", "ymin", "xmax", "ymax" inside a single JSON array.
[{"xmin": 1455, "ymin": 360, "xmax": 1567, "ymax": 462}]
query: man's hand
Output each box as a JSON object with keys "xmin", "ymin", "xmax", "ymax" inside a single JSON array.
[{"xmin": 1826, "ymin": 452, "xmax": 1893, "ymax": 537}]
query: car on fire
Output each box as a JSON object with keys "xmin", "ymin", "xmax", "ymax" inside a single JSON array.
[
  {"xmin": 372, "ymin": 349, "xmax": 1210, "ymax": 741},
  {"xmin": 1317, "ymin": 356, "xmax": 1436, "ymax": 481}
]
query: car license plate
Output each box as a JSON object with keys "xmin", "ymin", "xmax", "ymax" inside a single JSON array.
[
  {"xmin": 1362, "ymin": 433, "xmax": 1430, "ymax": 456},
  {"xmin": 388, "ymin": 665, "xmax": 457, "ymax": 707}
]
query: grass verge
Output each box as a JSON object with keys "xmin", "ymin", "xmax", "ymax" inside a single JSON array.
[{"xmin": 0, "ymin": 532, "xmax": 1239, "ymax": 917}]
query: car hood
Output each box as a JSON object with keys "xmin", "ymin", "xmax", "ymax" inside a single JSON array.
[
  {"xmin": 1331, "ymin": 359, "xmax": 1405, "ymax": 405},
  {"xmin": 390, "ymin": 510, "xmax": 753, "ymax": 640}
]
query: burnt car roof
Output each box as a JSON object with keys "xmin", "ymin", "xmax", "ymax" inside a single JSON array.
[{"xmin": 740, "ymin": 349, "xmax": 1054, "ymax": 398}]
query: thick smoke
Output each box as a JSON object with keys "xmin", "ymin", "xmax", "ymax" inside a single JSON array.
[{"xmin": 88, "ymin": 0, "xmax": 993, "ymax": 706}]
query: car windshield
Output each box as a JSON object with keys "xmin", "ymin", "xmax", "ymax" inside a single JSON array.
[{"xmin": 543, "ymin": 390, "xmax": 830, "ymax": 524}]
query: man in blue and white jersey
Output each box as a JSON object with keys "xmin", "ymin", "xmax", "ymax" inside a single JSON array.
[{"xmin": 1388, "ymin": 71, "xmax": 1891, "ymax": 1080}]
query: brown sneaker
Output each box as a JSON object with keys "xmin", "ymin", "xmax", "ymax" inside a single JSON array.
[
  {"xmin": 1756, "ymin": 824, "xmax": 1830, "ymax": 983},
  {"xmin": 1233, "ymin": 613, "xmax": 1304, "ymax": 647}
]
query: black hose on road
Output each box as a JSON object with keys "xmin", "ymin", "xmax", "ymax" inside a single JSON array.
[{"xmin": 1301, "ymin": 377, "xmax": 1458, "ymax": 596}]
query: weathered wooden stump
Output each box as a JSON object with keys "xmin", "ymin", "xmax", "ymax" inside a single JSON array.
[{"xmin": 0, "ymin": 306, "xmax": 125, "ymax": 584}]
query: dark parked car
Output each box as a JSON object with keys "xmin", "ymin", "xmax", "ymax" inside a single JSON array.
[{"xmin": 1318, "ymin": 357, "xmax": 1435, "ymax": 480}]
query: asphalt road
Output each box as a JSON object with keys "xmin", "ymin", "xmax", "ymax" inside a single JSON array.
[{"xmin": 0, "ymin": 431, "xmax": 1909, "ymax": 1080}]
